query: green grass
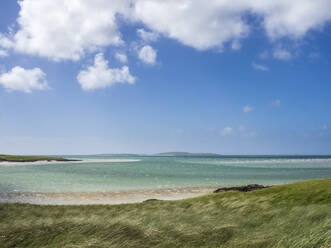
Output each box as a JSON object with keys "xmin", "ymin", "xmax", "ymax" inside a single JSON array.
[
  {"xmin": 0, "ymin": 154, "xmax": 72, "ymax": 162},
  {"xmin": 0, "ymin": 179, "xmax": 330, "ymax": 248}
]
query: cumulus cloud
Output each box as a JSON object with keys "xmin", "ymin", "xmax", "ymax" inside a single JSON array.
[
  {"xmin": 0, "ymin": 66, "xmax": 48, "ymax": 93},
  {"xmin": 1, "ymin": 0, "xmax": 331, "ymax": 60},
  {"xmin": 220, "ymin": 127, "xmax": 234, "ymax": 136},
  {"xmin": 252, "ymin": 62, "xmax": 269, "ymax": 71},
  {"xmin": 77, "ymin": 53, "xmax": 135, "ymax": 91},
  {"xmin": 134, "ymin": 0, "xmax": 249, "ymax": 51},
  {"xmin": 138, "ymin": 45, "xmax": 157, "ymax": 64},
  {"xmin": 115, "ymin": 52, "xmax": 128, "ymax": 63},
  {"xmin": 243, "ymin": 105, "xmax": 253, "ymax": 113},
  {"xmin": 137, "ymin": 28, "xmax": 159, "ymax": 42},
  {"xmin": 0, "ymin": 34, "xmax": 13, "ymax": 49},
  {"xmin": 1, "ymin": 0, "xmax": 131, "ymax": 61},
  {"xmin": 133, "ymin": 0, "xmax": 331, "ymax": 51}
]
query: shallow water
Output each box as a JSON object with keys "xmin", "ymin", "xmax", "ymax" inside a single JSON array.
[{"xmin": 0, "ymin": 155, "xmax": 331, "ymax": 193}]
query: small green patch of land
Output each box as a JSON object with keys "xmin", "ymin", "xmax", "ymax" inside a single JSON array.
[
  {"xmin": 0, "ymin": 154, "xmax": 77, "ymax": 163},
  {"xmin": 0, "ymin": 179, "xmax": 330, "ymax": 247}
]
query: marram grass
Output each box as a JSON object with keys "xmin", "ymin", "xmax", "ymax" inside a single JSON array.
[{"xmin": 0, "ymin": 179, "xmax": 330, "ymax": 248}]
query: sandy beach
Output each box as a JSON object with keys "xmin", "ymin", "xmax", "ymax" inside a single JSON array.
[
  {"xmin": 0, "ymin": 186, "xmax": 219, "ymax": 205},
  {"xmin": 0, "ymin": 159, "xmax": 140, "ymax": 167}
]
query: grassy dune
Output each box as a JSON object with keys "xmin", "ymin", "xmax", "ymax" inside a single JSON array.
[
  {"xmin": 0, "ymin": 154, "xmax": 73, "ymax": 162},
  {"xmin": 0, "ymin": 179, "xmax": 330, "ymax": 248}
]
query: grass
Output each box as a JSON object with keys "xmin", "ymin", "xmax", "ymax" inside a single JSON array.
[
  {"xmin": 0, "ymin": 154, "xmax": 73, "ymax": 162},
  {"xmin": 0, "ymin": 179, "xmax": 330, "ymax": 248}
]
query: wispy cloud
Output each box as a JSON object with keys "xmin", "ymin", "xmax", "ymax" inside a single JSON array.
[
  {"xmin": 259, "ymin": 50, "xmax": 269, "ymax": 59},
  {"xmin": 220, "ymin": 127, "xmax": 234, "ymax": 136},
  {"xmin": 321, "ymin": 125, "xmax": 328, "ymax": 131},
  {"xmin": 137, "ymin": 29, "xmax": 159, "ymax": 42},
  {"xmin": 273, "ymin": 48, "xmax": 293, "ymax": 60},
  {"xmin": 0, "ymin": 49, "xmax": 8, "ymax": 57},
  {"xmin": 309, "ymin": 52, "xmax": 320, "ymax": 60},
  {"xmin": 221, "ymin": 125, "xmax": 257, "ymax": 138},
  {"xmin": 272, "ymin": 99, "xmax": 281, "ymax": 106},
  {"xmin": 243, "ymin": 105, "xmax": 253, "ymax": 113},
  {"xmin": 115, "ymin": 52, "xmax": 128, "ymax": 63},
  {"xmin": 252, "ymin": 62, "xmax": 269, "ymax": 71}
]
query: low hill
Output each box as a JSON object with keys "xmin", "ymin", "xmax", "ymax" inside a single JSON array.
[
  {"xmin": 0, "ymin": 178, "xmax": 330, "ymax": 247},
  {"xmin": 0, "ymin": 154, "xmax": 76, "ymax": 162},
  {"xmin": 154, "ymin": 152, "xmax": 222, "ymax": 157}
]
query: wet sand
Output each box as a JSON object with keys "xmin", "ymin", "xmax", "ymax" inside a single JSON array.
[{"xmin": 0, "ymin": 186, "xmax": 219, "ymax": 205}]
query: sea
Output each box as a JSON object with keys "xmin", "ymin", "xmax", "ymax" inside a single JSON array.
[{"xmin": 0, "ymin": 155, "xmax": 331, "ymax": 193}]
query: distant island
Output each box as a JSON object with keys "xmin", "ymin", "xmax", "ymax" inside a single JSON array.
[
  {"xmin": 91, "ymin": 152, "xmax": 223, "ymax": 157},
  {"xmin": 94, "ymin": 153, "xmax": 142, "ymax": 157},
  {"xmin": 0, "ymin": 154, "xmax": 78, "ymax": 163},
  {"xmin": 153, "ymin": 152, "xmax": 223, "ymax": 157}
]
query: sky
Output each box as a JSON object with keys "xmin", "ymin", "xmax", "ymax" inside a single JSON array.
[{"xmin": 0, "ymin": 0, "xmax": 331, "ymax": 155}]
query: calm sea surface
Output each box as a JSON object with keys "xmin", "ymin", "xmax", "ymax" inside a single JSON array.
[{"xmin": 0, "ymin": 155, "xmax": 331, "ymax": 193}]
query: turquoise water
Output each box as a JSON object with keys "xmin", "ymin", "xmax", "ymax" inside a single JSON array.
[{"xmin": 0, "ymin": 155, "xmax": 331, "ymax": 193}]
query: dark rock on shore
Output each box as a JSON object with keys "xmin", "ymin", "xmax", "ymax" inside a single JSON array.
[
  {"xmin": 143, "ymin": 199, "xmax": 160, "ymax": 202},
  {"xmin": 213, "ymin": 184, "xmax": 270, "ymax": 193}
]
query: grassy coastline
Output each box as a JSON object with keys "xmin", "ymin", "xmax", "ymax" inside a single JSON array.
[
  {"xmin": 0, "ymin": 154, "xmax": 76, "ymax": 163},
  {"xmin": 0, "ymin": 178, "xmax": 330, "ymax": 247}
]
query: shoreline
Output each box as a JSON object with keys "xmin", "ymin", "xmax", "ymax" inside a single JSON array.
[
  {"xmin": 0, "ymin": 186, "xmax": 222, "ymax": 205},
  {"xmin": 0, "ymin": 158, "xmax": 141, "ymax": 166}
]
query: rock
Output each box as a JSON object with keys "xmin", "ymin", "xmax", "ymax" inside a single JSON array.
[
  {"xmin": 213, "ymin": 184, "xmax": 270, "ymax": 193},
  {"xmin": 143, "ymin": 199, "xmax": 160, "ymax": 202}
]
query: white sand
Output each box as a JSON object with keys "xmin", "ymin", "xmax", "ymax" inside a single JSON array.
[
  {"xmin": 0, "ymin": 186, "xmax": 218, "ymax": 205},
  {"xmin": 0, "ymin": 159, "xmax": 140, "ymax": 167}
]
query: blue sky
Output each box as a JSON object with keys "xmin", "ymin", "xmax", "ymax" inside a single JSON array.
[{"xmin": 0, "ymin": 0, "xmax": 331, "ymax": 155}]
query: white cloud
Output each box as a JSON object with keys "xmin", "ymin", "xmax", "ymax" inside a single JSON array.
[
  {"xmin": 0, "ymin": 49, "xmax": 8, "ymax": 57},
  {"xmin": 243, "ymin": 105, "xmax": 253, "ymax": 113},
  {"xmin": 0, "ymin": 34, "xmax": 13, "ymax": 49},
  {"xmin": 1, "ymin": 0, "xmax": 131, "ymax": 61},
  {"xmin": 0, "ymin": 66, "xmax": 48, "ymax": 93},
  {"xmin": 1, "ymin": 0, "xmax": 331, "ymax": 60},
  {"xmin": 220, "ymin": 127, "xmax": 234, "ymax": 136},
  {"xmin": 272, "ymin": 99, "xmax": 281, "ymax": 106},
  {"xmin": 250, "ymin": 0, "xmax": 331, "ymax": 39},
  {"xmin": 115, "ymin": 52, "xmax": 128, "ymax": 63},
  {"xmin": 77, "ymin": 53, "xmax": 135, "ymax": 91},
  {"xmin": 137, "ymin": 28, "xmax": 159, "ymax": 42},
  {"xmin": 273, "ymin": 48, "xmax": 293, "ymax": 60},
  {"xmin": 138, "ymin": 45, "xmax": 157, "ymax": 64},
  {"xmin": 252, "ymin": 62, "xmax": 269, "ymax": 71},
  {"xmin": 134, "ymin": 0, "xmax": 249, "ymax": 51},
  {"xmin": 133, "ymin": 0, "xmax": 331, "ymax": 51}
]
